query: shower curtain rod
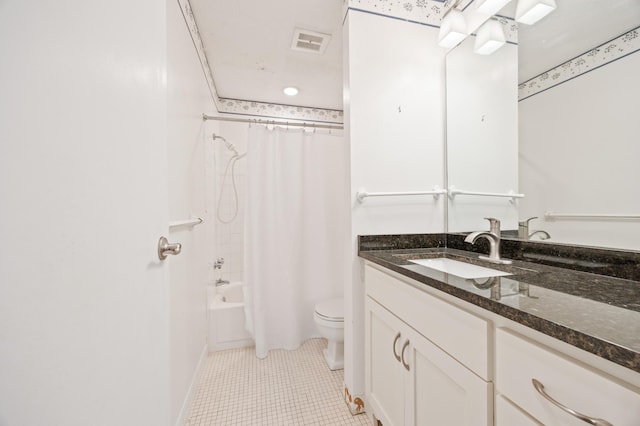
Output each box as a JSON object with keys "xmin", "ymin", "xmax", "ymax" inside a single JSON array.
[{"xmin": 202, "ymin": 114, "xmax": 344, "ymax": 130}]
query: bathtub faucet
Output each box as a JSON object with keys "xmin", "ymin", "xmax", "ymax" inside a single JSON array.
[{"xmin": 215, "ymin": 278, "xmax": 230, "ymax": 286}]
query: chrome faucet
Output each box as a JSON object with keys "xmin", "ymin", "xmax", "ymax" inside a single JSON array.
[
  {"xmin": 464, "ymin": 217, "xmax": 512, "ymax": 265},
  {"xmin": 213, "ymin": 258, "xmax": 229, "ymax": 286},
  {"xmin": 215, "ymin": 279, "xmax": 230, "ymax": 286},
  {"xmin": 518, "ymin": 217, "xmax": 551, "ymax": 240}
]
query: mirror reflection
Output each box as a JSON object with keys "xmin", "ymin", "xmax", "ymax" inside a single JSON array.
[{"xmin": 447, "ymin": 0, "xmax": 640, "ymax": 251}]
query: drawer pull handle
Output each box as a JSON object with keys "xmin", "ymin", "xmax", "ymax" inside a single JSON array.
[
  {"xmin": 532, "ymin": 379, "xmax": 613, "ymax": 426},
  {"xmin": 393, "ymin": 332, "xmax": 401, "ymax": 362},
  {"xmin": 401, "ymin": 340, "xmax": 410, "ymax": 371}
]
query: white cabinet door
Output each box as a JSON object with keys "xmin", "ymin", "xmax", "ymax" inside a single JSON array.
[
  {"xmin": 366, "ymin": 296, "xmax": 492, "ymax": 426},
  {"xmin": 366, "ymin": 297, "xmax": 407, "ymax": 426},
  {"xmin": 406, "ymin": 324, "xmax": 492, "ymax": 426}
]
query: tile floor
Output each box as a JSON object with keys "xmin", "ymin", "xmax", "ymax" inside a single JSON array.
[{"xmin": 186, "ymin": 338, "xmax": 373, "ymax": 426}]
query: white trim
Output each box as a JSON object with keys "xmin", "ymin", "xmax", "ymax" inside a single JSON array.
[{"xmin": 175, "ymin": 344, "xmax": 208, "ymax": 426}]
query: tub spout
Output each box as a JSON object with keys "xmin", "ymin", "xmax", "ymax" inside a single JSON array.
[{"xmin": 215, "ymin": 279, "xmax": 230, "ymax": 286}]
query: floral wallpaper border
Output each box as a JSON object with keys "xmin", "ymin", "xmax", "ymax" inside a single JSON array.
[
  {"xmin": 519, "ymin": 27, "xmax": 640, "ymax": 101},
  {"xmin": 346, "ymin": 0, "xmax": 460, "ymax": 27},
  {"xmin": 217, "ymin": 98, "xmax": 345, "ymax": 124},
  {"xmin": 345, "ymin": 0, "xmax": 518, "ymax": 44},
  {"xmin": 177, "ymin": 0, "xmax": 344, "ymax": 124},
  {"xmin": 177, "ymin": 0, "xmax": 222, "ymax": 112}
]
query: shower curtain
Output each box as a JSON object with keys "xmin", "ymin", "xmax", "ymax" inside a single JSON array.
[{"xmin": 244, "ymin": 125, "xmax": 348, "ymax": 359}]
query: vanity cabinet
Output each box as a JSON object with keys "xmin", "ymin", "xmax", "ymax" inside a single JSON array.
[
  {"xmin": 495, "ymin": 395, "xmax": 540, "ymax": 425},
  {"xmin": 495, "ymin": 328, "xmax": 640, "ymax": 426},
  {"xmin": 364, "ymin": 264, "xmax": 492, "ymax": 426}
]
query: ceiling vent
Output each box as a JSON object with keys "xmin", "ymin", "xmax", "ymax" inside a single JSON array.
[{"xmin": 291, "ymin": 29, "xmax": 331, "ymax": 54}]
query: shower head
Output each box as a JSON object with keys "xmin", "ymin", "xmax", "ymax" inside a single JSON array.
[{"xmin": 212, "ymin": 133, "xmax": 239, "ymax": 156}]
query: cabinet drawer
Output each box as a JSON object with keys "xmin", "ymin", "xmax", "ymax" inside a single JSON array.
[
  {"xmin": 365, "ymin": 264, "xmax": 489, "ymax": 379},
  {"xmin": 495, "ymin": 395, "xmax": 541, "ymax": 426},
  {"xmin": 496, "ymin": 328, "xmax": 640, "ymax": 425}
]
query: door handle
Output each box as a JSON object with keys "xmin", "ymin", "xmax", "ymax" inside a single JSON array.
[
  {"xmin": 392, "ymin": 332, "xmax": 402, "ymax": 362},
  {"xmin": 401, "ymin": 340, "xmax": 410, "ymax": 372},
  {"xmin": 532, "ymin": 379, "xmax": 612, "ymax": 426},
  {"xmin": 158, "ymin": 236, "xmax": 182, "ymax": 260}
]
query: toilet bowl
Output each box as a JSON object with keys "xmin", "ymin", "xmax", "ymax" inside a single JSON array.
[{"xmin": 314, "ymin": 298, "xmax": 344, "ymax": 370}]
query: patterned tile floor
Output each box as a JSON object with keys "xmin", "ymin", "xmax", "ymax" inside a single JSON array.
[{"xmin": 186, "ymin": 338, "xmax": 372, "ymax": 426}]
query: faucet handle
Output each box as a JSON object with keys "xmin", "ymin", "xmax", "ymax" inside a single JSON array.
[
  {"xmin": 213, "ymin": 257, "xmax": 225, "ymax": 269},
  {"xmin": 483, "ymin": 217, "xmax": 501, "ymax": 234}
]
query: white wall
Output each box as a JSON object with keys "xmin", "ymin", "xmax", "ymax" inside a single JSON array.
[
  {"xmin": 166, "ymin": 0, "xmax": 217, "ymax": 422},
  {"xmin": 519, "ymin": 52, "xmax": 640, "ymax": 250},
  {"xmin": 0, "ymin": 0, "xmax": 170, "ymax": 425},
  {"xmin": 344, "ymin": 9, "xmax": 447, "ymax": 401},
  {"xmin": 446, "ymin": 38, "xmax": 519, "ymax": 233}
]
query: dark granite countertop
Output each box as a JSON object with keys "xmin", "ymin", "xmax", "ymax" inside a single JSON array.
[{"xmin": 358, "ymin": 234, "xmax": 640, "ymax": 374}]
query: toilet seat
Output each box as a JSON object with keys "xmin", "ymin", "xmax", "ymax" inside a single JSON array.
[{"xmin": 314, "ymin": 298, "xmax": 344, "ymax": 322}]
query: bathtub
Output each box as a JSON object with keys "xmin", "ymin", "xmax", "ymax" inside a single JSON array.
[{"xmin": 207, "ymin": 282, "xmax": 253, "ymax": 352}]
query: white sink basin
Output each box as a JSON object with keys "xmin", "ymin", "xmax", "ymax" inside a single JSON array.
[{"xmin": 409, "ymin": 258, "xmax": 512, "ymax": 279}]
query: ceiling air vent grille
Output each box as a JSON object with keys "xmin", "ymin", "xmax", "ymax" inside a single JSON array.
[{"xmin": 291, "ymin": 29, "xmax": 331, "ymax": 54}]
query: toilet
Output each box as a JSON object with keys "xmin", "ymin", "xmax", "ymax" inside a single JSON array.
[{"xmin": 314, "ymin": 298, "xmax": 344, "ymax": 370}]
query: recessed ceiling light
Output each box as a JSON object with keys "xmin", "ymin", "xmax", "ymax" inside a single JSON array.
[{"xmin": 283, "ymin": 87, "xmax": 299, "ymax": 96}]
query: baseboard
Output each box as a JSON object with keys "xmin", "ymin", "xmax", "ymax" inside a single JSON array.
[{"xmin": 175, "ymin": 344, "xmax": 208, "ymax": 426}]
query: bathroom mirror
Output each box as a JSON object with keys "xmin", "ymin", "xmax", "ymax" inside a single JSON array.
[
  {"xmin": 446, "ymin": 0, "xmax": 640, "ymax": 251},
  {"xmin": 445, "ymin": 34, "xmax": 518, "ymax": 234}
]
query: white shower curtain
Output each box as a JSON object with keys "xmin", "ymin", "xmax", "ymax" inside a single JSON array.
[{"xmin": 244, "ymin": 125, "xmax": 348, "ymax": 359}]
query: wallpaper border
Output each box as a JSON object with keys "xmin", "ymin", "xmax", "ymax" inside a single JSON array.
[
  {"xmin": 346, "ymin": 0, "xmax": 518, "ymax": 44},
  {"xmin": 519, "ymin": 27, "xmax": 640, "ymax": 101}
]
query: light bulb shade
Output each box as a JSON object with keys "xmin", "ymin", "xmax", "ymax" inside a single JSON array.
[
  {"xmin": 474, "ymin": 19, "xmax": 506, "ymax": 55},
  {"xmin": 515, "ymin": 0, "xmax": 556, "ymax": 25},
  {"xmin": 476, "ymin": 0, "xmax": 513, "ymax": 16},
  {"xmin": 438, "ymin": 9, "xmax": 468, "ymax": 48}
]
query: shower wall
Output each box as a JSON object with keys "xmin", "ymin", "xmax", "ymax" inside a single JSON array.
[{"xmin": 213, "ymin": 121, "xmax": 249, "ymax": 283}]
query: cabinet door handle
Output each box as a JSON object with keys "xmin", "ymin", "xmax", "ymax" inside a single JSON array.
[
  {"xmin": 392, "ymin": 332, "xmax": 402, "ymax": 362},
  {"xmin": 532, "ymin": 379, "xmax": 613, "ymax": 426},
  {"xmin": 401, "ymin": 340, "xmax": 410, "ymax": 372}
]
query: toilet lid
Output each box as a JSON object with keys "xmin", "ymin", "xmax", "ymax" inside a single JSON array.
[{"xmin": 315, "ymin": 298, "xmax": 344, "ymax": 321}]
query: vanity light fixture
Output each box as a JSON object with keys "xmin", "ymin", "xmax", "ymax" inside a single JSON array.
[
  {"xmin": 474, "ymin": 18, "xmax": 506, "ymax": 55},
  {"xmin": 283, "ymin": 86, "xmax": 299, "ymax": 96},
  {"xmin": 515, "ymin": 0, "xmax": 556, "ymax": 25},
  {"xmin": 438, "ymin": 5, "xmax": 468, "ymax": 48},
  {"xmin": 476, "ymin": 0, "xmax": 513, "ymax": 16}
]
